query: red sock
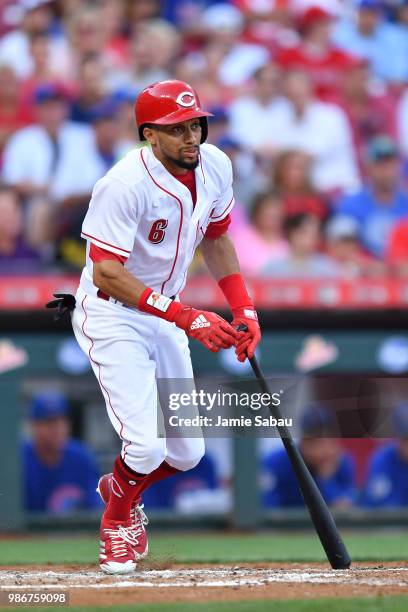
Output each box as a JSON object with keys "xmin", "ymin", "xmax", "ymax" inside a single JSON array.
[
  {"xmin": 104, "ymin": 456, "xmax": 148, "ymax": 522},
  {"xmin": 137, "ymin": 461, "xmax": 180, "ymax": 500}
]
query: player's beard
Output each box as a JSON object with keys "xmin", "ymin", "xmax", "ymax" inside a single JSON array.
[{"xmin": 164, "ymin": 150, "xmax": 200, "ymax": 171}]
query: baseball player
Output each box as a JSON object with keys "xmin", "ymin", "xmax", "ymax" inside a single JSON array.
[{"xmin": 47, "ymin": 80, "xmax": 261, "ymax": 574}]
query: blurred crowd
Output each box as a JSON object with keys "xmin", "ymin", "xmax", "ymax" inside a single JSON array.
[{"xmin": 1, "ymin": 0, "xmax": 408, "ymax": 277}]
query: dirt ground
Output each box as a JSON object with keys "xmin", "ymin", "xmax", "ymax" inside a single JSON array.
[{"xmin": 1, "ymin": 562, "xmax": 408, "ymax": 607}]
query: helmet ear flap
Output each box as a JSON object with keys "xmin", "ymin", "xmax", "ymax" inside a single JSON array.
[{"xmin": 200, "ymin": 117, "xmax": 208, "ymax": 143}]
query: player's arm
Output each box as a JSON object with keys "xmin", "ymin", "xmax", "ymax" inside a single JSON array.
[
  {"xmin": 92, "ymin": 257, "xmax": 239, "ymax": 353},
  {"xmin": 200, "ymin": 234, "xmax": 261, "ymax": 361}
]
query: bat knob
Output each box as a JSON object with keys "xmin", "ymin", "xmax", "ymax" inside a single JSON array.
[{"xmin": 236, "ymin": 323, "xmax": 248, "ymax": 332}]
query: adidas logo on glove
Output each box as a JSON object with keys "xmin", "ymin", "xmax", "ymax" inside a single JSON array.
[{"xmin": 190, "ymin": 314, "xmax": 211, "ymax": 329}]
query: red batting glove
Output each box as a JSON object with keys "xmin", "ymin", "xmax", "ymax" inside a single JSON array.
[
  {"xmin": 218, "ymin": 273, "xmax": 261, "ymax": 362},
  {"xmin": 231, "ymin": 307, "xmax": 261, "ymax": 361},
  {"xmin": 138, "ymin": 288, "xmax": 239, "ymax": 353},
  {"xmin": 172, "ymin": 307, "xmax": 239, "ymax": 352}
]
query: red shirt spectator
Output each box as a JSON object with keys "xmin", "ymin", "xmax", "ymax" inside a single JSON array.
[
  {"xmin": 332, "ymin": 58, "xmax": 398, "ymax": 174},
  {"xmin": 275, "ymin": 6, "xmax": 356, "ymax": 100},
  {"xmin": 272, "ymin": 150, "xmax": 327, "ymax": 219},
  {"xmin": 0, "ymin": 65, "xmax": 33, "ymax": 158}
]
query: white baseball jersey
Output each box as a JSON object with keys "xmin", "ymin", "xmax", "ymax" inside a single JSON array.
[{"xmin": 79, "ymin": 143, "xmax": 235, "ymax": 298}]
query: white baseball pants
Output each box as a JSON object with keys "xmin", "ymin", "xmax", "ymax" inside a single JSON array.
[{"xmin": 72, "ymin": 286, "xmax": 205, "ymax": 474}]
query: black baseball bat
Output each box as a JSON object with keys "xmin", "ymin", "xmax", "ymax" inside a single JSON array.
[{"xmin": 237, "ymin": 324, "xmax": 351, "ymax": 569}]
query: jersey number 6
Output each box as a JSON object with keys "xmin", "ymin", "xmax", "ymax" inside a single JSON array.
[{"xmin": 148, "ymin": 219, "xmax": 168, "ymax": 244}]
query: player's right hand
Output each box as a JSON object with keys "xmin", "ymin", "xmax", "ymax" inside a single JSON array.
[{"xmin": 173, "ymin": 307, "xmax": 240, "ymax": 352}]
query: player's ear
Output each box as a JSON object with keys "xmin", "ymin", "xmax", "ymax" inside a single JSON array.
[{"xmin": 143, "ymin": 126, "xmax": 156, "ymax": 146}]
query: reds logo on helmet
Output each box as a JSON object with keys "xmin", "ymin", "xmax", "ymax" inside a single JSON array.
[{"xmin": 176, "ymin": 92, "xmax": 196, "ymax": 108}]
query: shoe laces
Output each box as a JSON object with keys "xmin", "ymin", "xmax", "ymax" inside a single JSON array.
[
  {"xmin": 104, "ymin": 524, "xmax": 139, "ymax": 558},
  {"xmin": 131, "ymin": 503, "xmax": 148, "ymax": 537}
]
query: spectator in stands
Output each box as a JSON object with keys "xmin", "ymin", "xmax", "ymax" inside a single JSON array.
[
  {"xmin": 272, "ymin": 150, "xmax": 327, "ymax": 219},
  {"xmin": 272, "ymin": 71, "xmax": 360, "ymax": 193},
  {"xmin": 20, "ymin": 32, "xmax": 65, "ymax": 100},
  {"xmin": 261, "ymin": 404, "xmax": 356, "ymax": 508},
  {"xmin": 65, "ymin": 5, "xmax": 107, "ymax": 80},
  {"xmin": 2, "ymin": 83, "xmax": 96, "ymax": 249},
  {"xmin": 107, "ymin": 19, "xmax": 180, "ymax": 93},
  {"xmin": 325, "ymin": 215, "xmax": 386, "ymax": 278},
  {"xmin": 99, "ymin": 0, "xmax": 129, "ymax": 72},
  {"xmin": 215, "ymin": 136, "xmax": 260, "ymax": 206},
  {"xmin": 22, "ymin": 391, "xmax": 102, "ymax": 514},
  {"xmin": 142, "ymin": 454, "xmax": 218, "ymax": 511},
  {"xmin": 112, "ymin": 90, "xmax": 139, "ymax": 155},
  {"xmin": 230, "ymin": 191, "xmax": 289, "ymax": 276},
  {"xmin": 363, "ymin": 403, "xmax": 408, "ymax": 507},
  {"xmin": 332, "ymin": 0, "xmax": 408, "ymax": 83},
  {"xmin": 335, "ymin": 135, "xmax": 408, "ymax": 258},
  {"xmin": 276, "ymin": 6, "xmax": 356, "ymax": 100},
  {"xmin": 227, "ymin": 63, "xmax": 289, "ymax": 161},
  {"xmin": 262, "ymin": 213, "xmax": 340, "ymax": 278},
  {"xmin": 70, "ymin": 55, "xmax": 109, "ymax": 124},
  {"xmin": 0, "ymin": 185, "xmax": 42, "ymax": 272},
  {"xmin": 237, "ymin": 0, "xmax": 299, "ymax": 54},
  {"xmin": 192, "ymin": 3, "xmax": 270, "ymax": 88},
  {"xmin": 55, "ymin": 100, "xmax": 123, "ymax": 269},
  {"xmin": 175, "ymin": 44, "xmax": 234, "ymax": 108},
  {"xmin": 0, "ymin": 0, "xmax": 58, "ymax": 79},
  {"xmin": 334, "ymin": 57, "xmax": 397, "ymax": 173},
  {"xmin": 0, "ymin": 0, "xmax": 69, "ymax": 79},
  {"xmin": 0, "ymin": 64, "xmax": 33, "ymax": 156}
]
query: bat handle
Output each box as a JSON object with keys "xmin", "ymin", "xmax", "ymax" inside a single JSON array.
[
  {"xmin": 236, "ymin": 323, "xmax": 248, "ymax": 333},
  {"xmin": 236, "ymin": 323, "xmax": 260, "ymax": 368}
]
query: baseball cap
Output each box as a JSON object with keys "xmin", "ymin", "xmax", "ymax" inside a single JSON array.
[
  {"xmin": 325, "ymin": 215, "xmax": 360, "ymax": 241},
  {"xmin": 366, "ymin": 135, "xmax": 399, "ymax": 163},
  {"xmin": 393, "ymin": 403, "xmax": 408, "ymax": 437},
  {"xmin": 299, "ymin": 6, "xmax": 333, "ymax": 30},
  {"xmin": 300, "ymin": 404, "xmax": 336, "ymax": 436},
  {"xmin": 29, "ymin": 391, "xmax": 68, "ymax": 421},
  {"xmin": 34, "ymin": 83, "xmax": 70, "ymax": 104}
]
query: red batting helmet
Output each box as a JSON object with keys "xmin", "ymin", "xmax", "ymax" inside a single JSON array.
[{"xmin": 135, "ymin": 80, "xmax": 213, "ymax": 144}]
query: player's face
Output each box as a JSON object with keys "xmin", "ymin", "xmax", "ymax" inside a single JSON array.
[{"xmin": 145, "ymin": 118, "xmax": 202, "ymax": 173}]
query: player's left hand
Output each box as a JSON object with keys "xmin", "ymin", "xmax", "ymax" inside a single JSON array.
[
  {"xmin": 46, "ymin": 293, "xmax": 76, "ymax": 321},
  {"xmin": 231, "ymin": 307, "xmax": 261, "ymax": 362}
]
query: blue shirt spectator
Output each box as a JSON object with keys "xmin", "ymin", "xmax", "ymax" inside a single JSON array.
[
  {"xmin": 363, "ymin": 404, "xmax": 408, "ymax": 507},
  {"xmin": 261, "ymin": 445, "xmax": 356, "ymax": 508},
  {"xmin": 362, "ymin": 443, "xmax": 408, "ymax": 507},
  {"xmin": 261, "ymin": 404, "xmax": 356, "ymax": 508},
  {"xmin": 332, "ymin": 0, "xmax": 408, "ymax": 82},
  {"xmin": 335, "ymin": 135, "xmax": 408, "ymax": 257},
  {"xmin": 22, "ymin": 391, "xmax": 101, "ymax": 514},
  {"xmin": 23, "ymin": 439, "xmax": 102, "ymax": 513}
]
